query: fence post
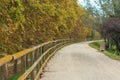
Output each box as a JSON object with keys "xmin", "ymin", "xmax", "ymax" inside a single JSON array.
[
  {"xmin": 2, "ymin": 64, "xmax": 8, "ymax": 80},
  {"xmin": 31, "ymin": 51, "xmax": 35, "ymax": 80},
  {"xmin": 40, "ymin": 47, "xmax": 42, "ymax": 67},
  {"xmin": 37, "ymin": 48, "xmax": 40, "ymax": 71},
  {"xmin": 26, "ymin": 55, "xmax": 28, "ymax": 68},
  {"xmin": 14, "ymin": 60, "xmax": 18, "ymax": 74},
  {"xmin": 42, "ymin": 46, "xmax": 45, "ymax": 62},
  {"xmin": 0, "ymin": 66, "xmax": 3, "ymax": 80},
  {"xmin": 21, "ymin": 55, "xmax": 27, "ymax": 73}
]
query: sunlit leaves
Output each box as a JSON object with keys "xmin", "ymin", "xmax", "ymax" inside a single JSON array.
[{"xmin": 0, "ymin": 0, "xmax": 100, "ymax": 55}]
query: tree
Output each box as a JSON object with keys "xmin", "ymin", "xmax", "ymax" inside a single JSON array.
[
  {"xmin": 1, "ymin": 0, "xmax": 98, "ymax": 55},
  {"xmin": 99, "ymin": 18, "xmax": 120, "ymax": 54}
]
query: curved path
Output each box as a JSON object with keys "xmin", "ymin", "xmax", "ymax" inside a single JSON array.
[{"xmin": 40, "ymin": 41, "xmax": 120, "ymax": 80}]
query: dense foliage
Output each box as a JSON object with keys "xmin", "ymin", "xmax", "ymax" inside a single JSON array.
[
  {"xmin": 100, "ymin": 18, "xmax": 120, "ymax": 54},
  {"xmin": 0, "ymin": 0, "xmax": 100, "ymax": 55},
  {"xmin": 92, "ymin": 0, "xmax": 120, "ymax": 54},
  {"xmin": 82, "ymin": 0, "xmax": 120, "ymax": 54}
]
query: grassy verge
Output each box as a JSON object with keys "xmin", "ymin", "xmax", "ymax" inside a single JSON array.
[
  {"xmin": 89, "ymin": 41, "xmax": 120, "ymax": 61},
  {"xmin": 8, "ymin": 66, "xmax": 30, "ymax": 80},
  {"xmin": 8, "ymin": 73, "xmax": 22, "ymax": 80}
]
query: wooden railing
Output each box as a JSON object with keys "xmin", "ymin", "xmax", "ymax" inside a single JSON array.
[{"xmin": 0, "ymin": 39, "xmax": 70, "ymax": 80}]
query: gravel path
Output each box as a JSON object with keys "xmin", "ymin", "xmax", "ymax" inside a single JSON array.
[{"xmin": 40, "ymin": 41, "xmax": 120, "ymax": 80}]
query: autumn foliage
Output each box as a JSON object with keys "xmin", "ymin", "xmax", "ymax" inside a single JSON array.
[{"xmin": 0, "ymin": 0, "xmax": 100, "ymax": 55}]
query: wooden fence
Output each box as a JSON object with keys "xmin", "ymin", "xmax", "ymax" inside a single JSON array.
[{"xmin": 0, "ymin": 39, "xmax": 69, "ymax": 80}]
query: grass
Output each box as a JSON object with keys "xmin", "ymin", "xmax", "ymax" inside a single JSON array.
[
  {"xmin": 89, "ymin": 41, "xmax": 101, "ymax": 49},
  {"xmin": 8, "ymin": 73, "xmax": 22, "ymax": 80},
  {"xmin": 8, "ymin": 66, "xmax": 30, "ymax": 80},
  {"xmin": 89, "ymin": 41, "xmax": 120, "ymax": 61}
]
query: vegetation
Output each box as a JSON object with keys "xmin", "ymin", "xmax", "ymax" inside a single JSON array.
[
  {"xmin": 98, "ymin": 0, "xmax": 120, "ymax": 54},
  {"xmin": 82, "ymin": 0, "xmax": 120, "ymax": 54},
  {"xmin": 82, "ymin": 0, "xmax": 120, "ymax": 20},
  {"xmin": 99, "ymin": 18, "xmax": 120, "ymax": 54},
  {"xmin": 8, "ymin": 72, "xmax": 22, "ymax": 80},
  {"xmin": 89, "ymin": 41, "xmax": 120, "ymax": 61},
  {"xmin": 0, "ymin": 0, "xmax": 100, "ymax": 55}
]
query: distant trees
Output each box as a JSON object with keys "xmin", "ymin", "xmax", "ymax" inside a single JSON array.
[
  {"xmin": 82, "ymin": 0, "xmax": 120, "ymax": 54},
  {"xmin": 82, "ymin": 0, "xmax": 120, "ymax": 22},
  {"xmin": 100, "ymin": 18, "xmax": 120, "ymax": 54}
]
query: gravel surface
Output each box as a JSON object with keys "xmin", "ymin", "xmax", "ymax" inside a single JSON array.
[{"xmin": 40, "ymin": 41, "xmax": 120, "ymax": 80}]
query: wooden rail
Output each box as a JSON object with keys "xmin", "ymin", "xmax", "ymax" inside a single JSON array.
[{"xmin": 0, "ymin": 39, "xmax": 69, "ymax": 80}]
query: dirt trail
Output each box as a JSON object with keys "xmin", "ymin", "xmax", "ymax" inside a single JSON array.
[{"xmin": 40, "ymin": 41, "xmax": 120, "ymax": 80}]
